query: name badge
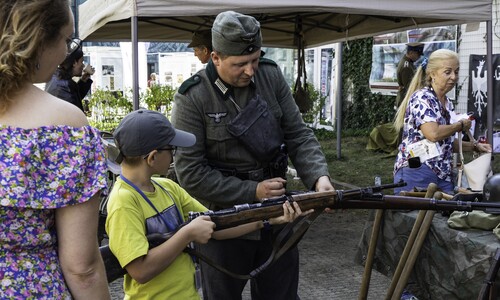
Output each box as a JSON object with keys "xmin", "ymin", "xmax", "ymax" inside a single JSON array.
[{"xmin": 406, "ymin": 139, "xmax": 440, "ymax": 163}]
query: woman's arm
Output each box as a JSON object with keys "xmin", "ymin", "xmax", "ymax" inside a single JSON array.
[
  {"xmin": 56, "ymin": 194, "xmax": 110, "ymax": 300},
  {"xmin": 420, "ymin": 118, "xmax": 471, "ymax": 142},
  {"xmin": 453, "ymin": 139, "xmax": 492, "ymax": 153}
]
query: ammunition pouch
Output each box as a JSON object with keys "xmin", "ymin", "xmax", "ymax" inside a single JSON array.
[{"xmin": 227, "ymin": 94, "xmax": 283, "ymax": 160}]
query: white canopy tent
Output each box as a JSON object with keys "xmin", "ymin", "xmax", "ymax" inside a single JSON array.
[
  {"xmin": 78, "ymin": 0, "xmax": 494, "ymax": 141},
  {"xmin": 79, "ymin": 0, "xmax": 492, "ymax": 47}
]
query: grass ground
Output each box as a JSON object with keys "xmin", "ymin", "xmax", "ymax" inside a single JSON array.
[
  {"xmin": 321, "ymin": 136, "xmax": 396, "ymax": 187},
  {"xmin": 288, "ymin": 136, "xmax": 396, "ymax": 191}
]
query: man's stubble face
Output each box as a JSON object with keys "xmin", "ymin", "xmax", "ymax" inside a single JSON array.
[{"xmin": 212, "ymin": 50, "xmax": 261, "ymax": 88}]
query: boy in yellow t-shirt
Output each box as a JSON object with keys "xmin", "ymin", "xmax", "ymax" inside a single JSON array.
[{"xmin": 106, "ymin": 109, "xmax": 306, "ymax": 299}]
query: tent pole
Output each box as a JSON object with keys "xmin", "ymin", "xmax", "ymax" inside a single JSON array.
[
  {"xmin": 132, "ymin": 16, "xmax": 139, "ymax": 110},
  {"xmin": 73, "ymin": 0, "xmax": 79, "ymax": 37},
  {"xmin": 486, "ymin": 19, "xmax": 493, "ymax": 144},
  {"xmin": 336, "ymin": 42, "xmax": 343, "ymax": 159}
]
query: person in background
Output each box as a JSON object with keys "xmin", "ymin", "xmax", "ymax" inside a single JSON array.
[
  {"xmin": 0, "ymin": 0, "xmax": 110, "ymax": 299},
  {"xmin": 188, "ymin": 29, "xmax": 213, "ymax": 64},
  {"xmin": 172, "ymin": 10, "xmax": 334, "ymax": 300},
  {"xmin": 148, "ymin": 72, "xmax": 158, "ymax": 88},
  {"xmin": 395, "ymin": 42, "xmax": 425, "ymax": 108},
  {"xmin": 106, "ymin": 109, "xmax": 308, "ymax": 299},
  {"xmin": 45, "ymin": 44, "xmax": 94, "ymax": 113},
  {"xmin": 393, "ymin": 49, "xmax": 492, "ymax": 195}
]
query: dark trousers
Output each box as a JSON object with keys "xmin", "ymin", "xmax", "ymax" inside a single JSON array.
[{"xmin": 197, "ymin": 228, "xmax": 300, "ymax": 300}]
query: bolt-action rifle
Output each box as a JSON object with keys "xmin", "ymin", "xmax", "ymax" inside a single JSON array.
[{"xmin": 100, "ymin": 181, "xmax": 497, "ymax": 283}]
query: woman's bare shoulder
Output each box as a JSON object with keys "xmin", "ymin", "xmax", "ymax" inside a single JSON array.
[
  {"xmin": 45, "ymin": 94, "xmax": 89, "ymax": 127},
  {"xmin": 1, "ymin": 85, "xmax": 89, "ymax": 129}
]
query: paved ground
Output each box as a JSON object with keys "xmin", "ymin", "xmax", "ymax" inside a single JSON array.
[{"xmin": 108, "ymin": 209, "xmax": 392, "ymax": 299}]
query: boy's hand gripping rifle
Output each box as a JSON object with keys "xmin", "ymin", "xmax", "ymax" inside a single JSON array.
[{"xmin": 101, "ymin": 181, "xmax": 500, "ymax": 283}]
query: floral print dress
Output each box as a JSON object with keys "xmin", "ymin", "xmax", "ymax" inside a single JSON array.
[
  {"xmin": 394, "ymin": 86, "xmax": 455, "ymax": 182},
  {"xmin": 0, "ymin": 125, "xmax": 107, "ymax": 299}
]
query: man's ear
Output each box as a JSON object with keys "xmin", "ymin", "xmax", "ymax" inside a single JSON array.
[{"xmin": 211, "ymin": 52, "xmax": 220, "ymax": 66}]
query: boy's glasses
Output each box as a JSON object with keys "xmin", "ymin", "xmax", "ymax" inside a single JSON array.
[
  {"xmin": 159, "ymin": 147, "xmax": 177, "ymax": 156},
  {"xmin": 143, "ymin": 146, "xmax": 177, "ymax": 160}
]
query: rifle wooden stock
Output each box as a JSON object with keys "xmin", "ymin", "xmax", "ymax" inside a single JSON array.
[{"xmin": 100, "ymin": 183, "xmax": 499, "ymax": 283}]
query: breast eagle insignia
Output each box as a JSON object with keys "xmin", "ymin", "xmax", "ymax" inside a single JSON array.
[{"xmin": 207, "ymin": 112, "xmax": 227, "ymax": 123}]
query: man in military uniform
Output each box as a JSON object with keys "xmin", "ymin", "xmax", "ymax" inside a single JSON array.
[
  {"xmin": 396, "ymin": 42, "xmax": 424, "ymax": 108},
  {"xmin": 172, "ymin": 10, "xmax": 333, "ymax": 300},
  {"xmin": 188, "ymin": 29, "xmax": 213, "ymax": 64}
]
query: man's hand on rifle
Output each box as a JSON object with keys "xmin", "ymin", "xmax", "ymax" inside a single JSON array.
[
  {"xmin": 256, "ymin": 177, "xmax": 287, "ymax": 201},
  {"xmin": 315, "ymin": 176, "xmax": 336, "ymax": 213},
  {"xmin": 315, "ymin": 176, "xmax": 335, "ymax": 192}
]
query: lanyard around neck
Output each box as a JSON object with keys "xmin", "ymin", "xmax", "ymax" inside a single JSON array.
[{"xmin": 119, "ymin": 175, "xmax": 183, "ymax": 232}]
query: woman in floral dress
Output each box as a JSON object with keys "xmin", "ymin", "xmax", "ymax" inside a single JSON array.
[{"xmin": 0, "ymin": 1, "xmax": 110, "ymax": 299}]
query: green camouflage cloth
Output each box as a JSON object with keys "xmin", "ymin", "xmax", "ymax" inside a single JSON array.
[{"xmin": 355, "ymin": 210, "xmax": 500, "ymax": 299}]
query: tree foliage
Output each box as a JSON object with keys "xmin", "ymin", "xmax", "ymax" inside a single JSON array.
[
  {"xmin": 87, "ymin": 89, "xmax": 133, "ymax": 132},
  {"xmin": 142, "ymin": 84, "xmax": 176, "ymax": 112}
]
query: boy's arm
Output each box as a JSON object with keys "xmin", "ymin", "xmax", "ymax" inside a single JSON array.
[
  {"xmin": 212, "ymin": 201, "xmax": 310, "ymax": 240},
  {"xmin": 124, "ymin": 216, "xmax": 214, "ymax": 284}
]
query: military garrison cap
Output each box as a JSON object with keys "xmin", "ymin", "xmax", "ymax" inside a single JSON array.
[
  {"xmin": 188, "ymin": 29, "xmax": 212, "ymax": 48},
  {"xmin": 212, "ymin": 11, "xmax": 262, "ymax": 56}
]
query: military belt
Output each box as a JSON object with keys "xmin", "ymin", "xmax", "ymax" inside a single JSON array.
[{"xmin": 216, "ymin": 167, "xmax": 271, "ymax": 181}]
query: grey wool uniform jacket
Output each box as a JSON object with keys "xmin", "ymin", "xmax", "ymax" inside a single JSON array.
[{"xmin": 171, "ymin": 57, "xmax": 330, "ymax": 210}]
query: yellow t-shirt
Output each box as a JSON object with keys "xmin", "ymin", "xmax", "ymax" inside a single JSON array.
[{"xmin": 106, "ymin": 177, "xmax": 207, "ymax": 299}]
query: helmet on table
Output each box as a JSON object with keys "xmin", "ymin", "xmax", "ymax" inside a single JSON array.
[{"xmin": 483, "ymin": 174, "xmax": 500, "ymax": 202}]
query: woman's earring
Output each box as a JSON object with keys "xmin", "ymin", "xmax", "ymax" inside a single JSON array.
[{"xmin": 36, "ymin": 63, "xmax": 40, "ymax": 70}]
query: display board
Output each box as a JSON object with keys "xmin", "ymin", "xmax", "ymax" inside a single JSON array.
[{"xmin": 369, "ymin": 26, "xmax": 457, "ymax": 96}]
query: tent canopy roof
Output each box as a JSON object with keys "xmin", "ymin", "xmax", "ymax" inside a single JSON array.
[{"xmin": 79, "ymin": 0, "xmax": 492, "ymax": 48}]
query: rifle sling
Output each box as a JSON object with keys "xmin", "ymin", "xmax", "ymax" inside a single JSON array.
[
  {"xmin": 184, "ymin": 210, "xmax": 322, "ymax": 280},
  {"xmin": 250, "ymin": 209, "xmax": 323, "ymax": 278}
]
